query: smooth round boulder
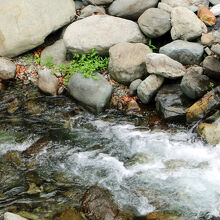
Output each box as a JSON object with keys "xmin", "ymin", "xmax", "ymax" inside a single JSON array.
[
  {"xmin": 63, "ymin": 15, "xmax": 146, "ymax": 55},
  {"xmin": 108, "ymin": 0, "xmax": 159, "ymax": 20},
  {"xmin": 159, "ymin": 40, "xmax": 204, "ymax": 65},
  {"xmin": 161, "ymin": 0, "xmax": 209, "ymax": 8},
  {"xmin": 0, "ymin": 0, "xmax": 75, "ymax": 57},
  {"xmin": 138, "ymin": 8, "xmax": 171, "ymax": 38},
  {"xmin": 108, "ymin": 42, "xmax": 151, "ymax": 84},
  {"xmin": 0, "ymin": 58, "xmax": 16, "ymax": 80},
  {"xmin": 171, "ymin": 7, "xmax": 207, "ymax": 41}
]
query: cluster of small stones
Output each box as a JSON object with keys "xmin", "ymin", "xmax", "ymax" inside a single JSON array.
[{"xmin": 1, "ymin": 0, "xmax": 220, "ymax": 219}]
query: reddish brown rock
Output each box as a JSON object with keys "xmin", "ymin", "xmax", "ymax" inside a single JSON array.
[{"xmin": 198, "ymin": 5, "xmax": 216, "ymax": 26}]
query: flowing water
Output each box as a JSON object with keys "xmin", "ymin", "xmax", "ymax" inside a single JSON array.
[{"xmin": 0, "ymin": 81, "xmax": 220, "ymax": 219}]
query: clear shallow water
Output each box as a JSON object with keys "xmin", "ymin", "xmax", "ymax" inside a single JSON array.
[{"xmin": 1, "ymin": 111, "xmax": 220, "ymax": 219}]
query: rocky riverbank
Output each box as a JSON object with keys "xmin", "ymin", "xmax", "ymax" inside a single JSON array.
[{"xmin": 0, "ymin": 0, "xmax": 220, "ymax": 219}]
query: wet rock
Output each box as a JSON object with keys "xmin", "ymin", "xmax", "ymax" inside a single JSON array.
[
  {"xmin": 138, "ymin": 8, "xmax": 171, "ymax": 38},
  {"xmin": 38, "ymin": 69, "xmax": 59, "ymax": 96},
  {"xmin": 24, "ymin": 101, "xmax": 44, "ymax": 115},
  {"xmin": 0, "ymin": 0, "xmax": 75, "ymax": 57},
  {"xmin": 63, "ymin": 15, "xmax": 146, "ymax": 55},
  {"xmin": 159, "ymin": 40, "xmax": 204, "ymax": 65},
  {"xmin": 203, "ymin": 56, "xmax": 220, "ymax": 80},
  {"xmin": 137, "ymin": 75, "xmax": 164, "ymax": 104},
  {"xmin": 0, "ymin": 81, "xmax": 6, "ymax": 92},
  {"xmin": 2, "ymin": 151, "xmax": 24, "ymax": 168},
  {"xmin": 145, "ymin": 53, "xmax": 186, "ymax": 79},
  {"xmin": 198, "ymin": 123, "xmax": 220, "ymax": 146},
  {"xmin": 126, "ymin": 153, "xmax": 151, "ymax": 166},
  {"xmin": 205, "ymin": 110, "xmax": 220, "ymax": 123},
  {"xmin": 201, "ymin": 31, "xmax": 220, "ymax": 46},
  {"xmin": 82, "ymin": 186, "xmax": 133, "ymax": 220},
  {"xmin": 186, "ymin": 86, "xmax": 220, "ymax": 123},
  {"xmin": 171, "ymin": 7, "xmax": 207, "ymax": 41},
  {"xmin": 146, "ymin": 211, "xmax": 181, "ymax": 220},
  {"xmin": 109, "ymin": 42, "xmax": 151, "ymax": 84},
  {"xmin": 16, "ymin": 211, "xmax": 39, "ymax": 220},
  {"xmin": 108, "ymin": 0, "xmax": 159, "ymax": 20},
  {"xmin": 27, "ymin": 183, "xmax": 43, "ymax": 195},
  {"xmin": 59, "ymin": 208, "xmax": 81, "ymax": 220},
  {"xmin": 4, "ymin": 212, "xmax": 27, "ymax": 220},
  {"xmin": 180, "ymin": 66, "xmax": 210, "ymax": 99},
  {"xmin": 7, "ymin": 98, "xmax": 20, "ymax": 114},
  {"xmin": 166, "ymin": 159, "xmax": 191, "ymax": 170},
  {"xmin": 68, "ymin": 72, "xmax": 112, "ymax": 113},
  {"xmin": 155, "ymin": 84, "xmax": 193, "ymax": 122},
  {"xmin": 129, "ymin": 79, "xmax": 142, "ymax": 96},
  {"xmin": 126, "ymin": 100, "xmax": 141, "ymax": 114},
  {"xmin": 198, "ymin": 5, "xmax": 216, "ymax": 26},
  {"xmin": 0, "ymin": 58, "xmax": 16, "ymax": 80},
  {"xmin": 211, "ymin": 43, "xmax": 220, "ymax": 56},
  {"xmin": 40, "ymin": 39, "xmax": 66, "ymax": 66},
  {"xmin": 80, "ymin": 5, "xmax": 105, "ymax": 18},
  {"xmin": 83, "ymin": 0, "xmax": 113, "ymax": 5},
  {"xmin": 210, "ymin": 4, "xmax": 220, "ymax": 16}
]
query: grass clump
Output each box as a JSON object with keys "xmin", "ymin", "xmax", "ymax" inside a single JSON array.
[{"xmin": 44, "ymin": 49, "xmax": 109, "ymax": 85}]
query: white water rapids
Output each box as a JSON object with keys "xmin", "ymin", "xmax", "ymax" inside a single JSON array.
[{"xmin": 1, "ymin": 114, "xmax": 220, "ymax": 219}]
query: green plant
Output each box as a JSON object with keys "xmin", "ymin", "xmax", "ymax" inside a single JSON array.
[
  {"xmin": 42, "ymin": 55, "xmax": 54, "ymax": 68},
  {"xmin": 34, "ymin": 53, "xmax": 41, "ymax": 65},
  {"xmin": 209, "ymin": 82, "xmax": 215, "ymax": 90},
  {"xmin": 56, "ymin": 49, "xmax": 109, "ymax": 85},
  {"xmin": 148, "ymin": 39, "xmax": 157, "ymax": 52},
  {"xmin": 23, "ymin": 53, "xmax": 33, "ymax": 66}
]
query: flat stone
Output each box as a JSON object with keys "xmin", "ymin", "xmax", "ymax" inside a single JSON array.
[
  {"xmin": 198, "ymin": 5, "xmax": 216, "ymax": 26},
  {"xmin": 40, "ymin": 39, "xmax": 66, "ymax": 66},
  {"xmin": 171, "ymin": 7, "xmax": 207, "ymax": 41},
  {"xmin": 129, "ymin": 79, "xmax": 142, "ymax": 96},
  {"xmin": 0, "ymin": 58, "xmax": 16, "ymax": 80},
  {"xmin": 155, "ymin": 84, "xmax": 193, "ymax": 122},
  {"xmin": 186, "ymin": 86, "xmax": 220, "ymax": 123},
  {"xmin": 159, "ymin": 40, "xmax": 204, "ymax": 65},
  {"xmin": 137, "ymin": 74, "xmax": 164, "ymax": 104},
  {"xmin": 198, "ymin": 123, "xmax": 220, "ymax": 146},
  {"xmin": 138, "ymin": 8, "xmax": 171, "ymax": 38},
  {"xmin": 68, "ymin": 72, "xmax": 112, "ymax": 113},
  {"xmin": 203, "ymin": 55, "xmax": 220, "ymax": 80},
  {"xmin": 0, "ymin": 0, "xmax": 75, "ymax": 57},
  {"xmin": 63, "ymin": 15, "xmax": 146, "ymax": 55},
  {"xmin": 108, "ymin": 0, "xmax": 159, "ymax": 20},
  {"xmin": 146, "ymin": 53, "xmax": 186, "ymax": 79},
  {"xmin": 180, "ymin": 66, "xmax": 210, "ymax": 99},
  {"xmin": 38, "ymin": 69, "xmax": 59, "ymax": 96},
  {"xmin": 108, "ymin": 42, "xmax": 151, "ymax": 84}
]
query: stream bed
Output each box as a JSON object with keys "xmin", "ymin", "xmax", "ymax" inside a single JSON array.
[{"xmin": 0, "ymin": 81, "xmax": 220, "ymax": 219}]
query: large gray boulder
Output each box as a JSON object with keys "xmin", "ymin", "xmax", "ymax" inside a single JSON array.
[
  {"xmin": 63, "ymin": 15, "xmax": 146, "ymax": 55},
  {"xmin": 161, "ymin": 0, "xmax": 209, "ymax": 8},
  {"xmin": 159, "ymin": 40, "xmax": 204, "ymax": 65},
  {"xmin": 155, "ymin": 84, "xmax": 193, "ymax": 121},
  {"xmin": 68, "ymin": 72, "xmax": 112, "ymax": 113},
  {"xmin": 108, "ymin": 0, "xmax": 159, "ymax": 20},
  {"xmin": 4, "ymin": 212, "xmax": 27, "ymax": 220},
  {"xmin": 0, "ymin": 0, "xmax": 75, "ymax": 57},
  {"xmin": 40, "ymin": 40, "xmax": 66, "ymax": 66},
  {"xmin": 171, "ymin": 7, "xmax": 207, "ymax": 41},
  {"xmin": 180, "ymin": 66, "xmax": 210, "ymax": 99},
  {"xmin": 0, "ymin": 58, "xmax": 16, "ymax": 80},
  {"xmin": 145, "ymin": 53, "xmax": 186, "ymax": 79},
  {"xmin": 38, "ymin": 69, "xmax": 59, "ymax": 96},
  {"xmin": 138, "ymin": 8, "xmax": 171, "ymax": 38},
  {"xmin": 203, "ymin": 56, "xmax": 220, "ymax": 80},
  {"xmin": 137, "ymin": 75, "xmax": 164, "ymax": 104},
  {"xmin": 108, "ymin": 42, "xmax": 151, "ymax": 84}
]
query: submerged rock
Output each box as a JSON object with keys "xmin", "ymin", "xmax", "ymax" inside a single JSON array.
[
  {"xmin": 138, "ymin": 8, "xmax": 171, "ymax": 38},
  {"xmin": 186, "ymin": 86, "xmax": 220, "ymax": 123},
  {"xmin": 59, "ymin": 208, "xmax": 81, "ymax": 220},
  {"xmin": 171, "ymin": 7, "xmax": 207, "ymax": 41},
  {"xmin": 68, "ymin": 72, "xmax": 112, "ymax": 113},
  {"xmin": 198, "ymin": 123, "xmax": 220, "ymax": 146},
  {"xmin": 82, "ymin": 186, "xmax": 133, "ymax": 220},
  {"xmin": 63, "ymin": 15, "xmax": 146, "ymax": 55},
  {"xmin": 155, "ymin": 84, "xmax": 193, "ymax": 122},
  {"xmin": 146, "ymin": 211, "xmax": 182, "ymax": 220},
  {"xmin": 0, "ymin": 0, "xmax": 75, "ymax": 57},
  {"xmin": 145, "ymin": 53, "xmax": 186, "ymax": 79},
  {"xmin": 108, "ymin": 0, "xmax": 159, "ymax": 20},
  {"xmin": 109, "ymin": 42, "xmax": 151, "ymax": 84},
  {"xmin": 0, "ymin": 58, "xmax": 16, "ymax": 80},
  {"xmin": 159, "ymin": 40, "xmax": 204, "ymax": 65}
]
